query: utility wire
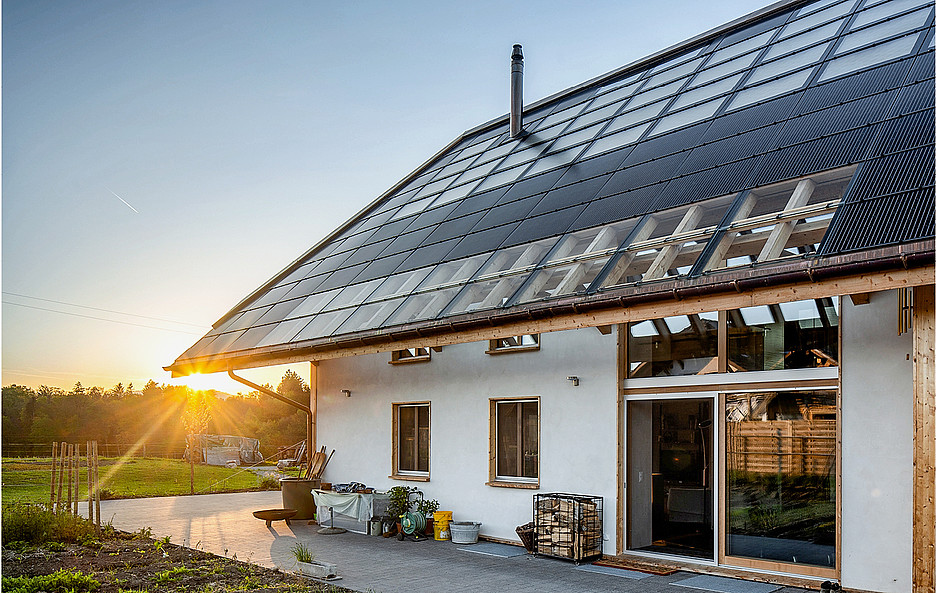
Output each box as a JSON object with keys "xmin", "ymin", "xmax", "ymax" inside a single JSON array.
[
  {"xmin": 2, "ymin": 291, "xmax": 205, "ymax": 328},
  {"xmin": 2, "ymin": 301, "xmax": 204, "ymax": 335}
]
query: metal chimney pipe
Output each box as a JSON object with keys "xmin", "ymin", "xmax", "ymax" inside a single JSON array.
[{"xmin": 510, "ymin": 44, "xmax": 524, "ymax": 138}]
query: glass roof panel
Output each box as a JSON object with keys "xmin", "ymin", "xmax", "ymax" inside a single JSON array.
[
  {"xmin": 287, "ymin": 288, "xmax": 341, "ymax": 318},
  {"xmin": 727, "ymin": 68, "xmax": 813, "ymax": 110},
  {"xmin": 710, "ymin": 29, "xmax": 777, "ymax": 65},
  {"xmin": 292, "ymin": 309, "xmax": 354, "ymax": 340},
  {"xmin": 837, "ymin": 7, "xmax": 931, "ymax": 54},
  {"xmin": 256, "ymin": 318, "xmax": 310, "ymax": 348},
  {"xmin": 580, "ymin": 122, "xmax": 652, "ymax": 159},
  {"xmin": 745, "ymin": 41, "xmax": 831, "ymax": 86},
  {"xmin": 365, "ymin": 268, "xmax": 433, "ymax": 302},
  {"xmin": 853, "ymin": 0, "xmax": 932, "ymax": 28},
  {"xmin": 649, "ymin": 97, "xmax": 726, "ymax": 136},
  {"xmin": 384, "ymin": 285, "xmax": 464, "ymax": 325},
  {"xmin": 779, "ymin": 0, "xmax": 857, "ymax": 39},
  {"xmin": 335, "ymin": 297, "xmax": 406, "ymax": 334},
  {"xmin": 762, "ymin": 19, "xmax": 844, "ymax": 61},
  {"xmin": 321, "ymin": 279, "xmax": 383, "ymax": 312},
  {"xmin": 689, "ymin": 53, "xmax": 760, "ymax": 88},
  {"xmin": 818, "ymin": 32, "xmax": 921, "ymax": 80},
  {"xmin": 671, "ymin": 73, "xmax": 745, "ymax": 110}
]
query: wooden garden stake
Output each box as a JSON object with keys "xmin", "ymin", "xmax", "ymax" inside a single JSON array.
[
  {"xmin": 66, "ymin": 443, "xmax": 74, "ymax": 513},
  {"xmin": 57, "ymin": 441, "xmax": 67, "ymax": 512},
  {"xmin": 50, "ymin": 441, "xmax": 58, "ymax": 507},
  {"xmin": 73, "ymin": 443, "xmax": 79, "ymax": 516},
  {"xmin": 87, "ymin": 441, "xmax": 94, "ymax": 523},
  {"xmin": 93, "ymin": 440, "xmax": 101, "ymax": 532}
]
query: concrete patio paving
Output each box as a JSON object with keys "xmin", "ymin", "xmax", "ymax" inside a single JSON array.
[{"xmin": 82, "ymin": 491, "xmax": 811, "ymax": 593}]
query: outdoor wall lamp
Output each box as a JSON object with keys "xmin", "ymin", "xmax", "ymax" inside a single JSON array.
[
  {"xmin": 341, "ymin": 389, "xmax": 352, "ymax": 398},
  {"xmin": 567, "ymin": 376, "xmax": 579, "ymax": 387}
]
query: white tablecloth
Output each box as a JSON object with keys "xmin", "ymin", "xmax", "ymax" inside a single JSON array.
[{"xmin": 312, "ymin": 490, "xmax": 387, "ymax": 523}]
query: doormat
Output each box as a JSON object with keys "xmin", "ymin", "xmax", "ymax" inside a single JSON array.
[
  {"xmin": 574, "ymin": 564, "xmax": 650, "ymax": 579},
  {"xmin": 592, "ymin": 558, "xmax": 677, "ymax": 576},
  {"xmin": 673, "ymin": 575, "xmax": 780, "ymax": 593},
  {"xmin": 457, "ymin": 542, "xmax": 527, "ymax": 558}
]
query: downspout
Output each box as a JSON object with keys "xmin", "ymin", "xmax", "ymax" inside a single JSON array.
[{"xmin": 227, "ymin": 370, "xmax": 313, "ymax": 468}]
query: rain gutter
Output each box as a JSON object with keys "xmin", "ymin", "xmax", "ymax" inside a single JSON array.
[{"xmin": 226, "ymin": 370, "xmax": 313, "ymax": 469}]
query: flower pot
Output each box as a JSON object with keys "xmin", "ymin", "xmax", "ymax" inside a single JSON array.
[{"xmin": 296, "ymin": 559, "xmax": 337, "ymax": 579}]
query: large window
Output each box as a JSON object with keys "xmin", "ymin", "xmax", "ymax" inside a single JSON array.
[
  {"xmin": 392, "ymin": 402, "xmax": 430, "ymax": 479},
  {"xmin": 490, "ymin": 398, "xmax": 539, "ymax": 486},
  {"xmin": 724, "ymin": 390, "xmax": 837, "ymax": 571},
  {"xmin": 627, "ymin": 298, "xmax": 839, "ymax": 378},
  {"xmin": 728, "ymin": 299, "xmax": 839, "ymax": 371}
]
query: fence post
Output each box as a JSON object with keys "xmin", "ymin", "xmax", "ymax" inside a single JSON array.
[
  {"xmin": 56, "ymin": 442, "xmax": 67, "ymax": 512},
  {"xmin": 50, "ymin": 442, "xmax": 58, "ymax": 507}
]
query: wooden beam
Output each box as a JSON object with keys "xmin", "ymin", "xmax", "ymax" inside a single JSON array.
[
  {"xmin": 596, "ymin": 325, "xmax": 613, "ymax": 335},
  {"xmin": 644, "ymin": 205, "xmax": 703, "ymax": 280},
  {"xmin": 309, "ymin": 362, "xmax": 318, "ymax": 457},
  {"xmin": 706, "ymin": 192, "xmax": 758, "ymax": 271},
  {"xmin": 848, "ymin": 292, "xmax": 871, "ymax": 306},
  {"xmin": 913, "ymin": 284, "xmax": 935, "ymax": 593},
  {"xmin": 757, "ymin": 179, "xmax": 815, "ymax": 262}
]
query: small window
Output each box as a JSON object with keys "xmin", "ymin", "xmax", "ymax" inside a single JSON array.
[
  {"xmin": 392, "ymin": 402, "xmax": 430, "ymax": 480},
  {"xmin": 390, "ymin": 347, "xmax": 431, "ymax": 364},
  {"xmin": 490, "ymin": 398, "xmax": 539, "ymax": 487},
  {"xmin": 487, "ymin": 334, "xmax": 540, "ymax": 354}
]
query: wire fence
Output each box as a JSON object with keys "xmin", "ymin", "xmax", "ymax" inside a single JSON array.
[{"xmin": 2, "ymin": 442, "xmax": 187, "ymax": 459}]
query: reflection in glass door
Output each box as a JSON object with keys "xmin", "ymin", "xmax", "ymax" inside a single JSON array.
[
  {"xmin": 628, "ymin": 398, "xmax": 714, "ymax": 559},
  {"xmin": 723, "ymin": 390, "xmax": 837, "ymax": 572}
]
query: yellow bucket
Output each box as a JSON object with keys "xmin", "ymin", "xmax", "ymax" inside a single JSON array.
[{"xmin": 433, "ymin": 511, "xmax": 453, "ymax": 540}]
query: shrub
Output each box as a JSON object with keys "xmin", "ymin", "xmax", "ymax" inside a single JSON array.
[
  {"xmin": 258, "ymin": 474, "xmax": 280, "ymax": 490},
  {"xmin": 2, "ymin": 568, "xmax": 100, "ymax": 593},
  {"xmin": 1, "ymin": 504, "xmax": 97, "ymax": 546},
  {"xmin": 291, "ymin": 542, "xmax": 313, "ymax": 563}
]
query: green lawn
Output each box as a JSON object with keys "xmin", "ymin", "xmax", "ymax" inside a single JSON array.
[{"xmin": 1, "ymin": 457, "xmax": 278, "ymax": 504}]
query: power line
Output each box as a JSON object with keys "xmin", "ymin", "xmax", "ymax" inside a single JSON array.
[
  {"xmin": 2, "ymin": 291, "xmax": 206, "ymax": 328},
  {"xmin": 2, "ymin": 301, "xmax": 204, "ymax": 335}
]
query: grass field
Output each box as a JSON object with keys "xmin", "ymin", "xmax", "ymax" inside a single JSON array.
[{"xmin": 1, "ymin": 457, "xmax": 279, "ymax": 504}]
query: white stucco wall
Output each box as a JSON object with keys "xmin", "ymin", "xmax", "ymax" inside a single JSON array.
[
  {"xmin": 315, "ymin": 326, "xmax": 619, "ymax": 552},
  {"xmin": 841, "ymin": 290, "xmax": 913, "ymax": 593}
]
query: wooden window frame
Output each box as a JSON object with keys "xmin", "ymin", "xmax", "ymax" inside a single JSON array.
[
  {"xmin": 487, "ymin": 396, "xmax": 540, "ymax": 489},
  {"xmin": 389, "ymin": 347, "xmax": 431, "ymax": 365},
  {"xmin": 486, "ymin": 334, "xmax": 540, "ymax": 355},
  {"xmin": 390, "ymin": 401, "xmax": 430, "ymax": 482}
]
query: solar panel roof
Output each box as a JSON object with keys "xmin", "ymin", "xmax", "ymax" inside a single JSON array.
[{"xmin": 168, "ymin": 0, "xmax": 935, "ymax": 375}]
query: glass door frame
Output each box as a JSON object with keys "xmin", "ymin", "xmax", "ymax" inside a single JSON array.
[
  {"xmin": 717, "ymin": 385, "xmax": 841, "ymax": 580},
  {"xmin": 624, "ymin": 391, "xmax": 720, "ymax": 564}
]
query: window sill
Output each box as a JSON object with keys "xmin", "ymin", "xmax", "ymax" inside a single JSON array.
[
  {"xmin": 389, "ymin": 474, "xmax": 430, "ymax": 482},
  {"xmin": 388, "ymin": 357, "xmax": 431, "ymax": 365},
  {"xmin": 485, "ymin": 346, "xmax": 540, "ymax": 355},
  {"xmin": 486, "ymin": 480, "xmax": 539, "ymax": 489}
]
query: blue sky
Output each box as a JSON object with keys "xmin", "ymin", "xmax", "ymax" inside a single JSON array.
[{"xmin": 2, "ymin": 0, "xmax": 771, "ymax": 392}]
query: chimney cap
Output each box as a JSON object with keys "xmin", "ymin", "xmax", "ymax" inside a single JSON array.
[{"xmin": 512, "ymin": 44, "xmax": 523, "ymax": 60}]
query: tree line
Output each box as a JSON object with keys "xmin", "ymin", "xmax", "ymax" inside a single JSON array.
[{"xmin": 1, "ymin": 370, "xmax": 308, "ymax": 460}]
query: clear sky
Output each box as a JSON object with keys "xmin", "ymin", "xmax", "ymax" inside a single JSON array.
[{"xmin": 2, "ymin": 0, "xmax": 771, "ymax": 393}]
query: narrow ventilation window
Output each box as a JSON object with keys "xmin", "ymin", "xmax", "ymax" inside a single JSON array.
[
  {"xmin": 487, "ymin": 334, "xmax": 540, "ymax": 354},
  {"xmin": 702, "ymin": 166, "xmax": 856, "ymax": 272},
  {"xmin": 389, "ymin": 347, "xmax": 432, "ymax": 364}
]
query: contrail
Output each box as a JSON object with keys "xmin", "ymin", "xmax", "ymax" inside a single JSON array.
[{"xmin": 106, "ymin": 186, "xmax": 139, "ymax": 213}]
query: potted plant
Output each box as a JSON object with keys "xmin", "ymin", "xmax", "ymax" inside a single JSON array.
[
  {"xmin": 386, "ymin": 486, "xmax": 419, "ymax": 535},
  {"xmin": 290, "ymin": 543, "xmax": 337, "ymax": 579},
  {"xmin": 415, "ymin": 498, "xmax": 439, "ymax": 536}
]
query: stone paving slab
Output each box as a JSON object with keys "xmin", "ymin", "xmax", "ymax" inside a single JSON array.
[{"xmin": 81, "ymin": 492, "xmax": 811, "ymax": 593}]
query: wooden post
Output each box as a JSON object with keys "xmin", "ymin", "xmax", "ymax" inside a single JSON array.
[
  {"xmin": 56, "ymin": 442, "xmax": 67, "ymax": 512},
  {"xmin": 93, "ymin": 440, "xmax": 101, "ymax": 532},
  {"xmin": 913, "ymin": 284, "xmax": 935, "ymax": 593},
  {"xmin": 66, "ymin": 444, "xmax": 74, "ymax": 513},
  {"xmin": 189, "ymin": 434, "xmax": 195, "ymax": 495},
  {"xmin": 50, "ymin": 441, "xmax": 58, "ymax": 507},
  {"xmin": 87, "ymin": 441, "xmax": 94, "ymax": 524},
  {"xmin": 72, "ymin": 444, "xmax": 79, "ymax": 516},
  {"xmin": 310, "ymin": 361, "xmax": 319, "ymax": 464}
]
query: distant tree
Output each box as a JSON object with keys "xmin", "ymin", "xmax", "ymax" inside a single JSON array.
[
  {"xmin": 70, "ymin": 382, "xmax": 85, "ymax": 397},
  {"xmin": 277, "ymin": 369, "xmax": 310, "ymax": 403}
]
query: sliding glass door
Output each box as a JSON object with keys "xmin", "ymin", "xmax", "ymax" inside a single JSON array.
[
  {"xmin": 628, "ymin": 397, "xmax": 714, "ymax": 560},
  {"xmin": 721, "ymin": 390, "xmax": 838, "ymax": 576}
]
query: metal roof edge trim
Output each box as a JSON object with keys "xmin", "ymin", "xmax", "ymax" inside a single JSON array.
[{"xmin": 165, "ymin": 238, "xmax": 935, "ymax": 376}]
